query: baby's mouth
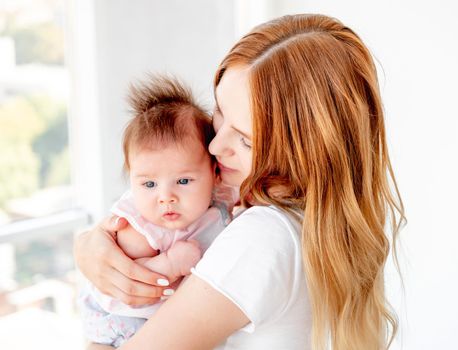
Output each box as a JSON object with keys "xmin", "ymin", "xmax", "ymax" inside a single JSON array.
[{"xmin": 163, "ymin": 212, "xmax": 180, "ymax": 221}]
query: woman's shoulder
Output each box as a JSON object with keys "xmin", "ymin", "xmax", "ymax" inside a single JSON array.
[
  {"xmin": 234, "ymin": 205, "xmax": 301, "ymax": 232},
  {"xmin": 238, "ymin": 204, "xmax": 297, "ymax": 220},
  {"xmin": 192, "ymin": 205, "xmax": 306, "ymax": 332},
  {"xmin": 217, "ymin": 205, "xmax": 302, "ymax": 252}
]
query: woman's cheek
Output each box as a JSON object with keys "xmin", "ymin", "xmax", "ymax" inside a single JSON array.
[{"xmin": 242, "ymin": 147, "xmax": 253, "ymax": 172}]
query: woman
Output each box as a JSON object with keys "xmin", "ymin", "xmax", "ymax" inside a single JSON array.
[{"xmin": 74, "ymin": 14, "xmax": 405, "ymax": 350}]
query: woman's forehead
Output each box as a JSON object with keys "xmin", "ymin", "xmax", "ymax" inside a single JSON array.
[
  {"xmin": 215, "ymin": 66, "xmax": 252, "ymax": 132},
  {"xmin": 216, "ymin": 66, "xmax": 250, "ymax": 103}
]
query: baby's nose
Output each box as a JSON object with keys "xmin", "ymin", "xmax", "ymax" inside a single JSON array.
[
  {"xmin": 158, "ymin": 190, "xmax": 177, "ymax": 204},
  {"xmin": 159, "ymin": 197, "xmax": 176, "ymax": 204}
]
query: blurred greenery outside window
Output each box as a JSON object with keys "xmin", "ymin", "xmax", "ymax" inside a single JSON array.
[
  {"xmin": 0, "ymin": 1, "xmax": 71, "ymax": 226},
  {"xmin": 0, "ymin": 3, "xmax": 84, "ymax": 348}
]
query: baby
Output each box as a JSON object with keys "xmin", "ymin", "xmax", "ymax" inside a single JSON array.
[{"xmin": 79, "ymin": 75, "xmax": 236, "ymax": 347}]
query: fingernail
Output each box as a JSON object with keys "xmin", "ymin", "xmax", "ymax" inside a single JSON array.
[
  {"xmin": 115, "ymin": 217, "xmax": 121, "ymax": 225},
  {"xmin": 157, "ymin": 279, "xmax": 169, "ymax": 286},
  {"xmin": 160, "ymin": 296, "xmax": 169, "ymax": 301},
  {"xmin": 163, "ymin": 289, "xmax": 174, "ymax": 296}
]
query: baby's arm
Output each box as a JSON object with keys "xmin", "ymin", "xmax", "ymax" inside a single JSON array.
[
  {"xmin": 117, "ymin": 223, "xmax": 201, "ymax": 282},
  {"xmin": 136, "ymin": 240, "xmax": 201, "ymax": 283},
  {"xmin": 116, "ymin": 223, "xmax": 158, "ymax": 259}
]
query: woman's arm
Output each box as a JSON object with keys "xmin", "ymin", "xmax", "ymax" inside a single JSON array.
[
  {"xmin": 74, "ymin": 216, "xmax": 171, "ymax": 305},
  {"xmin": 119, "ymin": 274, "xmax": 250, "ymax": 350}
]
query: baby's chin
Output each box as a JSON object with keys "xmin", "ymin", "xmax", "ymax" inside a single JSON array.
[
  {"xmin": 160, "ymin": 222, "xmax": 190, "ymax": 231},
  {"xmin": 149, "ymin": 217, "xmax": 193, "ymax": 231}
]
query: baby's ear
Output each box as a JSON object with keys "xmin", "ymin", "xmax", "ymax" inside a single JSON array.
[{"xmin": 213, "ymin": 163, "xmax": 223, "ymax": 185}]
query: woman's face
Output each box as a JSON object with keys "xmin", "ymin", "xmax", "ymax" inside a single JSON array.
[{"xmin": 209, "ymin": 66, "xmax": 253, "ymax": 188}]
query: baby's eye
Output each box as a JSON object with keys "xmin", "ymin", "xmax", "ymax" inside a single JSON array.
[
  {"xmin": 177, "ymin": 178, "xmax": 191, "ymax": 185},
  {"xmin": 143, "ymin": 181, "xmax": 156, "ymax": 188}
]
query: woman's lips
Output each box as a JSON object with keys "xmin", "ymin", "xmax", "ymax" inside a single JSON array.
[
  {"xmin": 163, "ymin": 212, "xmax": 180, "ymax": 221},
  {"xmin": 218, "ymin": 162, "xmax": 237, "ymax": 173}
]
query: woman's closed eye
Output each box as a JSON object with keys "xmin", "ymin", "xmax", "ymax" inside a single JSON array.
[{"xmin": 240, "ymin": 136, "xmax": 252, "ymax": 149}]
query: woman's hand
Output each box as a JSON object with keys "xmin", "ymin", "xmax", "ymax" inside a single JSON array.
[{"xmin": 74, "ymin": 216, "xmax": 172, "ymax": 305}]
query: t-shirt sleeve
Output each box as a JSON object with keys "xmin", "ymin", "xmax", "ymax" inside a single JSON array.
[{"xmin": 191, "ymin": 206, "xmax": 301, "ymax": 333}]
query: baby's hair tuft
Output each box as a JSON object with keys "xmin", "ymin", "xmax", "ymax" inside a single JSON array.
[
  {"xmin": 128, "ymin": 74, "xmax": 196, "ymax": 115},
  {"xmin": 122, "ymin": 74, "xmax": 214, "ymax": 171}
]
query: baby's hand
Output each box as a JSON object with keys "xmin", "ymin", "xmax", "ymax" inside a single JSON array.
[
  {"xmin": 166, "ymin": 240, "xmax": 202, "ymax": 277},
  {"xmin": 135, "ymin": 240, "xmax": 201, "ymax": 284}
]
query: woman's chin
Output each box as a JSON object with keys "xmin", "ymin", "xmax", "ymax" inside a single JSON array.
[{"xmin": 220, "ymin": 172, "xmax": 244, "ymax": 188}]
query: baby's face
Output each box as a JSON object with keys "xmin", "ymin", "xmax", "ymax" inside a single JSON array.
[{"xmin": 129, "ymin": 138, "xmax": 215, "ymax": 230}]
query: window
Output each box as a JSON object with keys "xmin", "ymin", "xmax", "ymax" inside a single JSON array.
[
  {"xmin": 0, "ymin": 1, "xmax": 87, "ymax": 348},
  {"xmin": 0, "ymin": 0, "xmax": 74, "ymax": 224}
]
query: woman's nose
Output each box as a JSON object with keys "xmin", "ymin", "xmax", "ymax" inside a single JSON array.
[{"xmin": 209, "ymin": 129, "xmax": 234, "ymax": 158}]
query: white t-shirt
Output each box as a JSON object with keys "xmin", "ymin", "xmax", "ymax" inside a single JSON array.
[{"xmin": 191, "ymin": 205, "xmax": 312, "ymax": 350}]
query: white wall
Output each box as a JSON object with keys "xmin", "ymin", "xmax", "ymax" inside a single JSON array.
[{"xmin": 70, "ymin": 1, "xmax": 458, "ymax": 348}]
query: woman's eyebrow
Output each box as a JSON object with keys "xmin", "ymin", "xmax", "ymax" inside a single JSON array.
[
  {"xmin": 232, "ymin": 126, "xmax": 251, "ymax": 140},
  {"xmin": 215, "ymin": 97, "xmax": 251, "ymax": 139}
]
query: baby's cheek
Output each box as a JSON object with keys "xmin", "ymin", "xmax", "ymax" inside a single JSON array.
[
  {"xmin": 199, "ymin": 186, "xmax": 214, "ymax": 208},
  {"xmin": 135, "ymin": 193, "xmax": 156, "ymax": 221},
  {"xmin": 185, "ymin": 193, "xmax": 210, "ymax": 219}
]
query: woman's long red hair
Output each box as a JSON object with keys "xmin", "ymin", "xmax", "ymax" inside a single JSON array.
[{"xmin": 215, "ymin": 14, "xmax": 405, "ymax": 350}]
